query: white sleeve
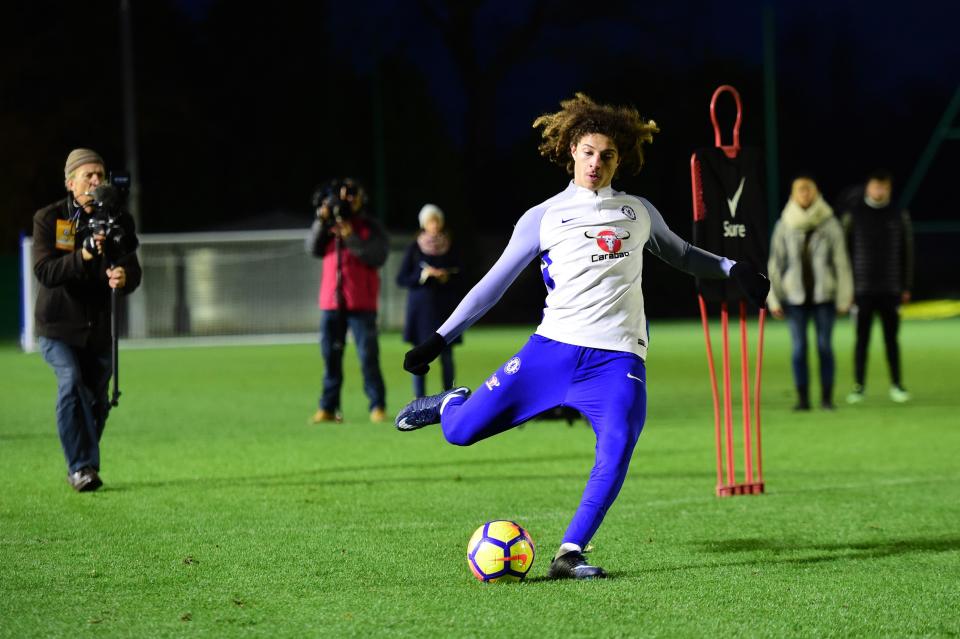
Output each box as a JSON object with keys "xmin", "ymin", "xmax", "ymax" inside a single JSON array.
[{"xmin": 642, "ymin": 197, "xmax": 733, "ymax": 278}]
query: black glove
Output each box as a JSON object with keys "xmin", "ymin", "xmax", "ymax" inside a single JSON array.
[
  {"xmin": 403, "ymin": 332, "xmax": 447, "ymax": 375},
  {"xmin": 729, "ymin": 261, "xmax": 770, "ymax": 308}
]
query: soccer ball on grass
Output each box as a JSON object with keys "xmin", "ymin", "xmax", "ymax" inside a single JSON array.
[{"xmin": 466, "ymin": 520, "xmax": 535, "ymax": 582}]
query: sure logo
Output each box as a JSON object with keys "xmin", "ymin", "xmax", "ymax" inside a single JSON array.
[{"xmin": 723, "ymin": 221, "xmax": 746, "ymax": 238}]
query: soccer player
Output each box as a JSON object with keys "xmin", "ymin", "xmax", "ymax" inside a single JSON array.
[{"xmin": 395, "ymin": 94, "xmax": 769, "ymax": 579}]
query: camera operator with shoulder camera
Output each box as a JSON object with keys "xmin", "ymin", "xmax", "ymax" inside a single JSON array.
[
  {"xmin": 32, "ymin": 148, "xmax": 141, "ymax": 492},
  {"xmin": 306, "ymin": 178, "xmax": 389, "ymax": 423}
]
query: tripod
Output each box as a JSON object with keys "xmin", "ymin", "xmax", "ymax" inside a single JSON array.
[{"xmin": 109, "ymin": 269, "xmax": 122, "ymax": 407}]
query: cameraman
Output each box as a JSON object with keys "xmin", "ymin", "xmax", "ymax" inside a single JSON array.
[
  {"xmin": 307, "ymin": 178, "xmax": 389, "ymax": 423},
  {"xmin": 32, "ymin": 148, "xmax": 142, "ymax": 492}
]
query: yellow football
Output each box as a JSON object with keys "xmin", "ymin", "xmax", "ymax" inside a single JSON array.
[{"xmin": 466, "ymin": 520, "xmax": 535, "ymax": 582}]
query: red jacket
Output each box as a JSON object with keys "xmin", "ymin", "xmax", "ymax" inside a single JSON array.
[{"xmin": 308, "ymin": 214, "xmax": 388, "ymax": 312}]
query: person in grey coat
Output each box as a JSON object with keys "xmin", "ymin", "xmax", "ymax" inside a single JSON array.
[{"xmin": 768, "ymin": 175, "xmax": 853, "ymax": 410}]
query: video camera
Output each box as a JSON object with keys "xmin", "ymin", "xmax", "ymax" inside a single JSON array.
[
  {"xmin": 77, "ymin": 171, "xmax": 139, "ymax": 264},
  {"xmin": 311, "ymin": 178, "xmax": 362, "ymax": 224}
]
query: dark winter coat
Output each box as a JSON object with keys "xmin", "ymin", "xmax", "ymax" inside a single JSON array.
[
  {"xmin": 841, "ymin": 201, "xmax": 913, "ymax": 296},
  {"xmin": 32, "ymin": 198, "xmax": 142, "ymax": 349},
  {"xmin": 396, "ymin": 238, "xmax": 463, "ymax": 345}
]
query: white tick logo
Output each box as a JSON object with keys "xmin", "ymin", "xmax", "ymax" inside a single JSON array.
[
  {"xmin": 726, "ymin": 177, "xmax": 746, "ymax": 218},
  {"xmin": 626, "ymin": 373, "xmax": 644, "ymax": 383}
]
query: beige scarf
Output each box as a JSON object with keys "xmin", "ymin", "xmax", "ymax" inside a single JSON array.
[{"xmin": 782, "ymin": 195, "xmax": 833, "ymax": 231}]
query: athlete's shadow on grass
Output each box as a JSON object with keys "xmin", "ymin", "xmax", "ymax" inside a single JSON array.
[
  {"xmin": 118, "ymin": 449, "xmax": 710, "ymax": 491},
  {"xmin": 401, "ymin": 537, "xmax": 960, "ymax": 586},
  {"xmin": 118, "ymin": 452, "xmax": 596, "ymax": 490},
  {"xmin": 679, "ymin": 535, "xmax": 960, "ymax": 568}
]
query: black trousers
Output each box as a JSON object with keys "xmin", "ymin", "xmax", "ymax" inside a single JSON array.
[{"xmin": 853, "ymin": 294, "xmax": 902, "ymax": 388}]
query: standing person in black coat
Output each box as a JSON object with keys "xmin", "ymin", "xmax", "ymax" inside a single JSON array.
[
  {"xmin": 33, "ymin": 148, "xmax": 142, "ymax": 492},
  {"xmin": 841, "ymin": 169, "xmax": 914, "ymax": 404},
  {"xmin": 396, "ymin": 204, "xmax": 462, "ymax": 397}
]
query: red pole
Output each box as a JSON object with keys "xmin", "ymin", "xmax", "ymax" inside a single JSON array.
[
  {"xmin": 699, "ymin": 295, "xmax": 723, "ymax": 489},
  {"xmin": 721, "ymin": 303, "xmax": 734, "ymax": 487},
  {"xmin": 754, "ymin": 308, "xmax": 767, "ymax": 485},
  {"xmin": 739, "ymin": 301, "xmax": 754, "ymax": 485}
]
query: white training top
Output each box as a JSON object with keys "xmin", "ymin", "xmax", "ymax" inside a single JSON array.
[{"xmin": 437, "ymin": 182, "xmax": 733, "ymax": 359}]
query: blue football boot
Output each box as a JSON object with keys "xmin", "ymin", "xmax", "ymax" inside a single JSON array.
[{"xmin": 395, "ymin": 386, "xmax": 471, "ymax": 432}]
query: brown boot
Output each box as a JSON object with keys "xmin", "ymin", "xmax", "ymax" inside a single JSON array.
[{"xmin": 310, "ymin": 409, "xmax": 342, "ymax": 424}]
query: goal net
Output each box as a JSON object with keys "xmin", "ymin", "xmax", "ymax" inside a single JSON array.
[{"xmin": 20, "ymin": 229, "xmax": 408, "ymax": 351}]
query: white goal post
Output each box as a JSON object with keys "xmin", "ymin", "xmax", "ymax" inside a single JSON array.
[{"xmin": 20, "ymin": 229, "xmax": 410, "ymax": 352}]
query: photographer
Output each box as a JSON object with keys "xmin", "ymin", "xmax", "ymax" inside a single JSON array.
[
  {"xmin": 306, "ymin": 178, "xmax": 388, "ymax": 423},
  {"xmin": 33, "ymin": 148, "xmax": 141, "ymax": 492}
]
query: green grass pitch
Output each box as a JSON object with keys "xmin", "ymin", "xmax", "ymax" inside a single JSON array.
[{"xmin": 1, "ymin": 318, "xmax": 958, "ymax": 638}]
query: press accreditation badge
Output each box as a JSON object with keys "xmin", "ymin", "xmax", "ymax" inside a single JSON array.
[{"xmin": 55, "ymin": 219, "xmax": 76, "ymax": 251}]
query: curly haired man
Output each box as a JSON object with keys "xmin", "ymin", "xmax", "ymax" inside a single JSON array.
[{"xmin": 395, "ymin": 94, "xmax": 769, "ymax": 579}]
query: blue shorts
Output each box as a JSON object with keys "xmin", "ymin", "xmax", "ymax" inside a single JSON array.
[{"xmin": 441, "ymin": 334, "xmax": 647, "ymax": 547}]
